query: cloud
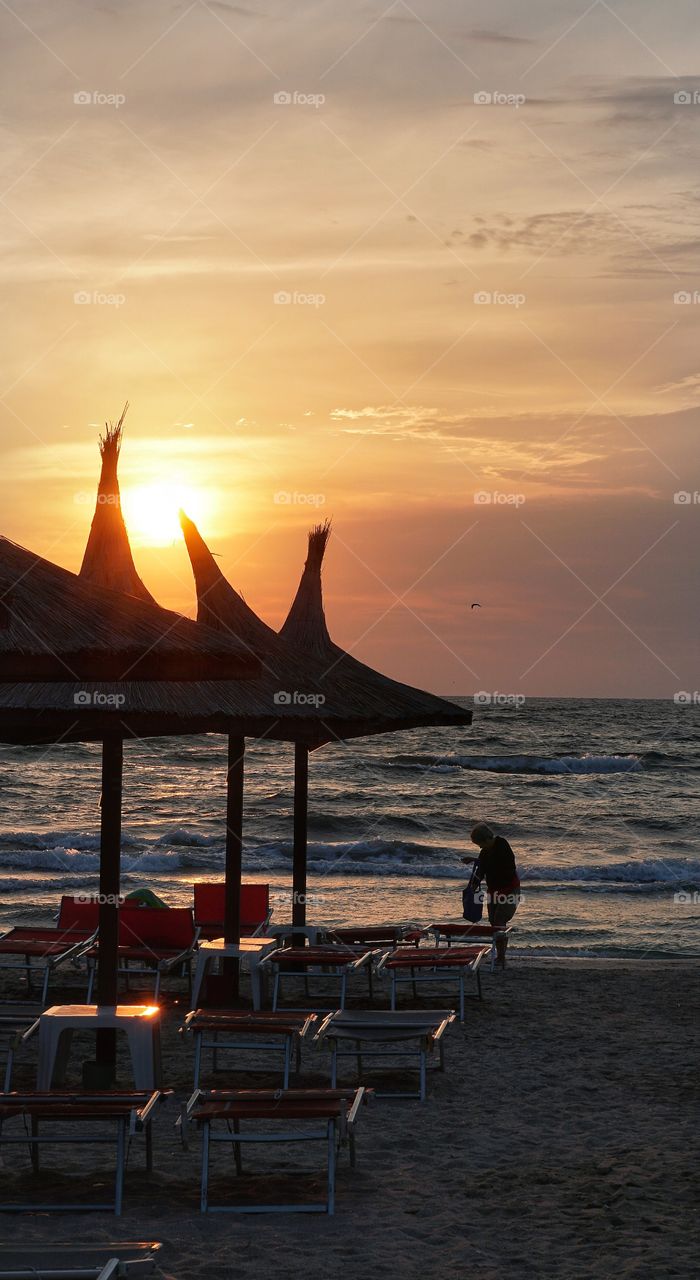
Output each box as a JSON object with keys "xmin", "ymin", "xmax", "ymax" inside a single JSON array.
[{"xmin": 383, "ymin": 15, "xmax": 532, "ymax": 44}]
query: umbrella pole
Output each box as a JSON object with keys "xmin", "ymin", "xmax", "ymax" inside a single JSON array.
[
  {"xmin": 96, "ymin": 736, "xmax": 123, "ymax": 1075},
  {"xmin": 223, "ymin": 735, "xmax": 245, "ymax": 995},
  {"xmin": 292, "ymin": 743, "xmax": 309, "ymax": 946}
]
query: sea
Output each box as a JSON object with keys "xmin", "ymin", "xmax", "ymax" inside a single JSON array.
[{"xmin": 0, "ymin": 698, "xmax": 698, "ymax": 959}]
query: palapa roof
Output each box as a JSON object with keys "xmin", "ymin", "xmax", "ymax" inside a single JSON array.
[
  {"xmin": 280, "ymin": 520, "xmax": 472, "ymax": 736},
  {"xmin": 180, "ymin": 512, "xmax": 472, "ymax": 744},
  {"xmin": 79, "ymin": 404, "xmax": 156, "ymax": 604},
  {"xmin": 0, "ymin": 536, "xmax": 263, "ymax": 744}
]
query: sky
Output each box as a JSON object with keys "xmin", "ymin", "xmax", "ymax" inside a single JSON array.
[{"xmin": 1, "ymin": 0, "xmax": 699, "ymax": 698}]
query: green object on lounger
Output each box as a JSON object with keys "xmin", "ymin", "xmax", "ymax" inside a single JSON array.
[{"xmin": 125, "ymin": 888, "xmax": 168, "ymax": 909}]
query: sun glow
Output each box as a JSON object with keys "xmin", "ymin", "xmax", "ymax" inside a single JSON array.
[{"xmin": 121, "ymin": 480, "xmax": 212, "ymax": 547}]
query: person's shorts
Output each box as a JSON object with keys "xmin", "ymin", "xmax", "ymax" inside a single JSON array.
[{"xmin": 487, "ymin": 890, "xmax": 520, "ymax": 927}]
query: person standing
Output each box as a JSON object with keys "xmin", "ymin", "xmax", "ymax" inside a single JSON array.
[{"xmin": 461, "ymin": 822, "xmax": 520, "ymax": 965}]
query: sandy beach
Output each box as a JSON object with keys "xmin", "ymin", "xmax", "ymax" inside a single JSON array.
[{"xmin": 1, "ymin": 958, "xmax": 698, "ymax": 1280}]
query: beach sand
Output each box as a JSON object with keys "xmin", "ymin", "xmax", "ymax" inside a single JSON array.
[{"xmin": 1, "ymin": 959, "xmax": 698, "ymax": 1280}]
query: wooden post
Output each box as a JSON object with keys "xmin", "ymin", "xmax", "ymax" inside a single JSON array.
[
  {"xmin": 96, "ymin": 736, "xmax": 123, "ymax": 1073},
  {"xmin": 292, "ymin": 742, "xmax": 309, "ymax": 945},
  {"xmin": 223, "ymin": 736, "xmax": 245, "ymax": 994}
]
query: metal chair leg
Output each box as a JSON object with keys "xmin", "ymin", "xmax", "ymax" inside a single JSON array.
[
  {"xmin": 200, "ymin": 1121, "xmax": 210, "ymax": 1213},
  {"xmin": 327, "ymin": 1120, "xmax": 336, "ymax": 1215},
  {"xmin": 115, "ymin": 1118, "xmax": 126, "ymax": 1217}
]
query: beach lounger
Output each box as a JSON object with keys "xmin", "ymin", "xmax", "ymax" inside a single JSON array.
[
  {"xmin": 181, "ymin": 1009, "xmax": 317, "ymax": 1089},
  {"xmin": 0, "ymin": 898, "xmax": 99, "ymax": 1004},
  {"xmin": 315, "ymin": 1008, "xmax": 456, "ymax": 1101},
  {"xmin": 0, "ymin": 1006, "xmax": 41, "ymax": 1090},
  {"xmin": 0, "ymin": 1241, "xmax": 162, "ymax": 1278},
  {"xmin": 86, "ymin": 906, "xmax": 198, "ymax": 1001},
  {"xmin": 193, "ymin": 883, "xmax": 272, "ymax": 941},
  {"xmin": 322, "ymin": 927, "xmax": 413, "ymax": 998},
  {"xmin": 409, "ymin": 922, "xmax": 515, "ymax": 970},
  {"xmin": 188, "ymin": 1086, "xmax": 371, "ymax": 1214},
  {"xmin": 263, "ymin": 946, "xmax": 374, "ymax": 1012},
  {"xmin": 377, "ymin": 946, "xmax": 490, "ymax": 1021},
  {"xmin": 0, "ymin": 1090, "xmax": 166, "ymax": 1215}
]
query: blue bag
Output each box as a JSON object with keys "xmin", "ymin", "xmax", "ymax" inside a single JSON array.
[{"xmin": 462, "ymin": 862, "xmax": 484, "ymax": 922}]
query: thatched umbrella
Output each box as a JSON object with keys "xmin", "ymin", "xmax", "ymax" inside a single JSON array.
[
  {"xmin": 180, "ymin": 513, "xmax": 472, "ymax": 932},
  {"xmin": 79, "ymin": 404, "xmax": 155, "ymax": 604},
  {"xmin": 279, "ymin": 519, "xmax": 473, "ymax": 927},
  {"xmin": 0, "ymin": 534, "xmax": 260, "ymax": 1063}
]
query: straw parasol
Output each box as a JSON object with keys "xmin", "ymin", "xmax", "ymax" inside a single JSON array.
[
  {"xmin": 79, "ymin": 404, "xmax": 155, "ymax": 604},
  {"xmin": 180, "ymin": 512, "xmax": 472, "ymax": 931},
  {"xmin": 0, "ymin": 533, "xmax": 261, "ymax": 1062}
]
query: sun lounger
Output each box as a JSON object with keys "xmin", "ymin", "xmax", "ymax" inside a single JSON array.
[
  {"xmin": 407, "ymin": 922, "xmax": 514, "ymax": 970},
  {"xmin": 0, "ymin": 1005, "xmax": 41, "ymax": 1089},
  {"xmin": 0, "ymin": 898, "xmax": 99, "ymax": 1004},
  {"xmin": 181, "ymin": 1009, "xmax": 317, "ymax": 1089},
  {"xmin": 0, "ymin": 1090, "xmax": 166, "ymax": 1215},
  {"xmin": 263, "ymin": 946, "xmax": 374, "ymax": 1012},
  {"xmin": 315, "ymin": 1008, "xmax": 456, "ymax": 1100},
  {"xmin": 193, "ymin": 883, "xmax": 272, "ymax": 941},
  {"xmin": 85, "ymin": 906, "xmax": 198, "ymax": 1000},
  {"xmin": 377, "ymin": 946, "xmax": 490, "ymax": 1021},
  {"xmin": 188, "ymin": 1086, "xmax": 371, "ymax": 1214},
  {"xmin": 0, "ymin": 1241, "xmax": 162, "ymax": 1278}
]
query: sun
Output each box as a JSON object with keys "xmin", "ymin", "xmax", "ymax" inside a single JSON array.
[{"xmin": 121, "ymin": 480, "xmax": 211, "ymax": 547}]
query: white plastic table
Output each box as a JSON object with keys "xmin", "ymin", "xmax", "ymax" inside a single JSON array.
[
  {"xmin": 36, "ymin": 1004, "xmax": 162, "ymax": 1090},
  {"xmin": 191, "ymin": 938, "xmax": 278, "ymax": 1010}
]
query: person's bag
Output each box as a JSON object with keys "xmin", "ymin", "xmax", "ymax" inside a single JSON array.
[{"xmin": 462, "ymin": 863, "xmax": 484, "ymax": 922}]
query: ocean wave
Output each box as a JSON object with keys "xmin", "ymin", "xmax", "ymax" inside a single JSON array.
[{"xmin": 386, "ymin": 753, "xmax": 643, "ymax": 775}]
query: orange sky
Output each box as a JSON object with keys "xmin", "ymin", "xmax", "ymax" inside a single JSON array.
[{"xmin": 1, "ymin": 1, "xmax": 699, "ymax": 697}]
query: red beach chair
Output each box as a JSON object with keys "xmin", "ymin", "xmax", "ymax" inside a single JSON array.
[
  {"xmin": 0, "ymin": 897, "xmax": 100, "ymax": 1004},
  {"xmin": 264, "ymin": 946, "xmax": 374, "ymax": 1011},
  {"xmin": 182, "ymin": 1009, "xmax": 317, "ymax": 1089},
  {"xmin": 0, "ymin": 1089, "xmax": 165, "ymax": 1215},
  {"xmin": 188, "ymin": 1086, "xmax": 371, "ymax": 1214},
  {"xmin": 193, "ymin": 882, "xmax": 272, "ymax": 941},
  {"xmin": 407, "ymin": 922, "xmax": 515, "ymax": 969},
  {"xmin": 86, "ymin": 906, "xmax": 198, "ymax": 1000},
  {"xmin": 377, "ymin": 945, "xmax": 490, "ymax": 1021}
]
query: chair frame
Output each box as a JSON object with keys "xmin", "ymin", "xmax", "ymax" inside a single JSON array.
[
  {"xmin": 315, "ymin": 1010, "xmax": 456, "ymax": 1101},
  {"xmin": 0, "ymin": 1091, "xmax": 164, "ymax": 1215},
  {"xmin": 377, "ymin": 946, "xmax": 490, "ymax": 1021},
  {"xmin": 263, "ymin": 947, "xmax": 374, "ymax": 1012},
  {"xmin": 187, "ymin": 1087, "xmax": 368, "ymax": 1215},
  {"xmin": 181, "ymin": 1010, "xmax": 317, "ymax": 1090}
]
